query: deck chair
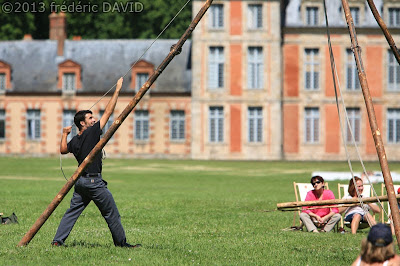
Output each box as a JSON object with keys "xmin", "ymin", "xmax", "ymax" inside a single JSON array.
[
  {"xmin": 381, "ymin": 183, "xmax": 400, "ymax": 224},
  {"xmin": 338, "ymin": 183, "xmax": 372, "ymax": 229},
  {"xmin": 293, "ymin": 182, "xmax": 329, "ymax": 230}
]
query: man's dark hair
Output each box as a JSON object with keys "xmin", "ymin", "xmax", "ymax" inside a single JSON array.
[{"xmin": 74, "ymin": 110, "xmax": 92, "ymax": 130}]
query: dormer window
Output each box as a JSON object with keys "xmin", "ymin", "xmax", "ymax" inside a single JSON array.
[
  {"xmin": 63, "ymin": 73, "xmax": 76, "ymax": 92},
  {"xmin": 58, "ymin": 60, "xmax": 81, "ymax": 93},
  {"xmin": 131, "ymin": 60, "xmax": 154, "ymax": 92},
  {"xmin": 306, "ymin": 6, "xmax": 319, "ymax": 26},
  {"xmin": 0, "ymin": 60, "xmax": 11, "ymax": 93},
  {"xmin": 0, "ymin": 73, "xmax": 5, "ymax": 92},
  {"xmin": 389, "ymin": 8, "xmax": 400, "ymax": 27},
  {"xmin": 136, "ymin": 73, "xmax": 149, "ymax": 91},
  {"xmin": 350, "ymin": 7, "xmax": 360, "ymax": 26}
]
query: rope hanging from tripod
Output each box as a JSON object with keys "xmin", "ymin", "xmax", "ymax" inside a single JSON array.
[{"xmin": 322, "ymin": 0, "xmax": 388, "ymax": 226}]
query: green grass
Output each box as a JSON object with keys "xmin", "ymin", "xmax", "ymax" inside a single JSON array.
[{"xmin": 1, "ymin": 157, "xmax": 400, "ymax": 265}]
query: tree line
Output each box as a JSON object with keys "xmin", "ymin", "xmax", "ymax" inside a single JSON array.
[{"xmin": 0, "ymin": 0, "xmax": 192, "ymax": 40}]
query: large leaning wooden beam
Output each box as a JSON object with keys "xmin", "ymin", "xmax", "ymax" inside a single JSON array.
[
  {"xmin": 277, "ymin": 194, "xmax": 400, "ymax": 210},
  {"xmin": 17, "ymin": 0, "xmax": 214, "ymax": 247}
]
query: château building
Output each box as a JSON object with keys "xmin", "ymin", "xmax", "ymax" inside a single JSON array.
[{"xmin": 0, "ymin": 0, "xmax": 399, "ymax": 161}]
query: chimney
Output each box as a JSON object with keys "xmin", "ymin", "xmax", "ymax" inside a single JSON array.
[
  {"xmin": 23, "ymin": 34, "xmax": 32, "ymax": 41},
  {"xmin": 49, "ymin": 12, "xmax": 66, "ymax": 56}
]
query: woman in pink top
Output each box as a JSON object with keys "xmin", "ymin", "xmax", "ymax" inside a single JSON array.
[{"xmin": 300, "ymin": 175, "xmax": 341, "ymax": 233}]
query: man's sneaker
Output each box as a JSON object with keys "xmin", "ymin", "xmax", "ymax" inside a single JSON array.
[
  {"xmin": 123, "ymin": 243, "xmax": 142, "ymax": 248},
  {"xmin": 51, "ymin": 241, "xmax": 64, "ymax": 246}
]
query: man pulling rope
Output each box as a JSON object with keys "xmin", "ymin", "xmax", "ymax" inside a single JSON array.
[{"xmin": 52, "ymin": 78, "xmax": 141, "ymax": 248}]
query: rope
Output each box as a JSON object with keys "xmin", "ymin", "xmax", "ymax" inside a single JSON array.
[
  {"xmin": 60, "ymin": 0, "xmax": 193, "ymax": 181},
  {"xmin": 323, "ymin": 1, "xmax": 388, "ymax": 225}
]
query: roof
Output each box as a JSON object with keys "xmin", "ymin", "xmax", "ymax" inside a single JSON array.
[
  {"xmin": 0, "ymin": 39, "xmax": 192, "ymax": 94},
  {"xmin": 285, "ymin": 0, "xmax": 382, "ymax": 28}
]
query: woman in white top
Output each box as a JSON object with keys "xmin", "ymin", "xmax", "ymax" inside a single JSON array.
[
  {"xmin": 352, "ymin": 223, "xmax": 400, "ymax": 266},
  {"xmin": 340, "ymin": 177, "xmax": 380, "ymax": 234}
]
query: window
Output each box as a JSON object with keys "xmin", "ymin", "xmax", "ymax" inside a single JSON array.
[
  {"xmin": 304, "ymin": 107, "xmax": 319, "ymax": 143},
  {"xmin": 210, "ymin": 4, "xmax": 224, "ymax": 29},
  {"xmin": 248, "ymin": 107, "xmax": 263, "ymax": 143},
  {"xmin": 388, "ymin": 109, "xmax": 400, "ymax": 143},
  {"xmin": 346, "ymin": 49, "xmax": 360, "ymax": 90},
  {"xmin": 209, "ymin": 107, "xmax": 224, "ymax": 143},
  {"xmin": 209, "ymin": 47, "xmax": 224, "ymax": 89},
  {"xmin": 304, "ymin": 49, "xmax": 319, "ymax": 90},
  {"xmin": 306, "ymin": 7, "xmax": 319, "ymax": 26},
  {"xmin": 136, "ymin": 73, "xmax": 148, "ymax": 91},
  {"xmin": 99, "ymin": 110, "xmax": 114, "ymax": 139},
  {"xmin": 0, "ymin": 110, "xmax": 5, "ymax": 140},
  {"xmin": 350, "ymin": 7, "xmax": 360, "ymax": 26},
  {"xmin": 63, "ymin": 110, "xmax": 77, "ymax": 142},
  {"xmin": 27, "ymin": 109, "xmax": 41, "ymax": 140},
  {"xmin": 248, "ymin": 47, "xmax": 264, "ymax": 89},
  {"xmin": 170, "ymin": 110, "xmax": 185, "ymax": 141},
  {"xmin": 134, "ymin": 110, "xmax": 149, "ymax": 140},
  {"xmin": 0, "ymin": 73, "xmax": 5, "ymax": 92},
  {"xmin": 248, "ymin": 4, "xmax": 262, "ymax": 29},
  {"xmin": 346, "ymin": 108, "xmax": 361, "ymax": 143},
  {"xmin": 388, "ymin": 50, "xmax": 400, "ymax": 91},
  {"xmin": 63, "ymin": 73, "xmax": 76, "ymax": 92},
  {"xmin": 389, "ymin": 8, "xmax": 400, "ymax": 27}
]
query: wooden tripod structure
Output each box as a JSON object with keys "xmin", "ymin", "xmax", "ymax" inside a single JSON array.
[
  {"xmin": 341, "ymin": 0, "xmax": 400, "ymax": 248},
  {"xmin": 279, "ymin": 0, "xmax": 400, "ymax": 249},
  {"xmin": 17, "ymin": 0, "xmax": 214, "ymax": 247}
]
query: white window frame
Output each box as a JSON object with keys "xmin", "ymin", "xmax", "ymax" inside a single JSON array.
[
  {"xmin": 209, "ymin": 106, "xmax": 224, "ymax": 143},
  {"xmin": 136, "ymin": 73, "xmax": 149, "ymax": 91},
  {"xmin": 0, "ymin": 109, "xmax": 5, "ymax": 140},
  {"xmin": 135, "ymin": 110, "xmax": 149, "ymax": 141},
  {"xmin": 210, "ymin": 4, "xmax": 224, "ymax": 29},
  {"xmin": 306, "ymin": 6, "xmax": 319, "ymax": 26},
  {"xmin": 346, "ymin": 49, "xmax": 360, "ymax": 91},
  {"xmin": 248, "ymin": 107, "xmax": 263, "ymax": 143},
  {"xmin": 62, "ymin": 73, "xmax": 76, "ymax": 92},
  {"xmin": 0, "ymin": 73, "xmax": 5, "ymax": 92},
  {"xmin": 248, "ymin": 4, "xmax": 262, "ymax": 29},
  {"xmin": 350, "ymin": 7, "xmax": 360, "ymax": 26},
  {"xmin": 387, "ymin": 109, "xmax": 400, "ymax": 144},
  {"xmin": 27, "ymin": 109, "xmax": 41, "ymax": 140},
  {"xmin": 304, "ymin": 48, "xmax": 320, "ymax": 90},
  {"xmin": 209, "ymin": 47, "xmax": 224, "ymax": 89},
  {"xmin": 248, "ymin": 47, "xmax": 264, "ymax": 89},
  {"xmin": 346, "ymin": 108, "xmax": 361, "ymax": 143},
  {"xmin": 63, "ymin": 110, "xmax": 77, "ymax": 142},
  {"xmin": 388, "ymin": 50, "xmax": 400, "ymax": 91},
  {"xmin": 304, "ymin": 107, "xmax": 319, "ymax": 143},
  {"xmin": 389, "ymin": 8, "xmax": 400, "ymax": 27},
  {"xmin": 170, "ymin": 110, "xmax": 185, "ymax": 141}
]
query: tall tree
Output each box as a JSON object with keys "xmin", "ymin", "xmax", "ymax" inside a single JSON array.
[
  {"xmin": 0, "ymin": 0, "xmax": 36, "ymax": 40},
  {"xmin": 0, "ymin": 0, "xmax": 192, "ymax": 40}
]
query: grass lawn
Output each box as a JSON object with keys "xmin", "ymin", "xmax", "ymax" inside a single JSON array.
[{"xmin": 1, "ymin": 157, "xmax": 400, "ymax": 265}]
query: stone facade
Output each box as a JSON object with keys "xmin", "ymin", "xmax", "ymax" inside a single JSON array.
[
  {"xmin": 0, "ymin": 0, "xmax": 400, "ymax": 161},
  {"xmin": 191, "ymin": 0, "xmax": 282, "ymax": 160},
  {"xmin": 283, "ymin": 0, "xmax": 400, "ymax": 160}
]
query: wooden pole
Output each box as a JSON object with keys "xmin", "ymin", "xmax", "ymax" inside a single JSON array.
[
  {"xmin": 341, "ymin": 0, "xmax": 400, "ymax": 248},
  {"xmin": 366, "ymin": 0, "xmax": 400, "ymax": 66},
  {"xmin": 277, "ymin": 194, "xmax": 400, "ymax": 210},
  {"xmin": 17, "ymin": 0, "xmax": 214, "ymax": 247}
]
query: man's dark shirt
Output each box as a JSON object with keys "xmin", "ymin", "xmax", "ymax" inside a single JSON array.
[{"xmin": 67, "ymin": 121, "xmax": 102, "ymax": 175}]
